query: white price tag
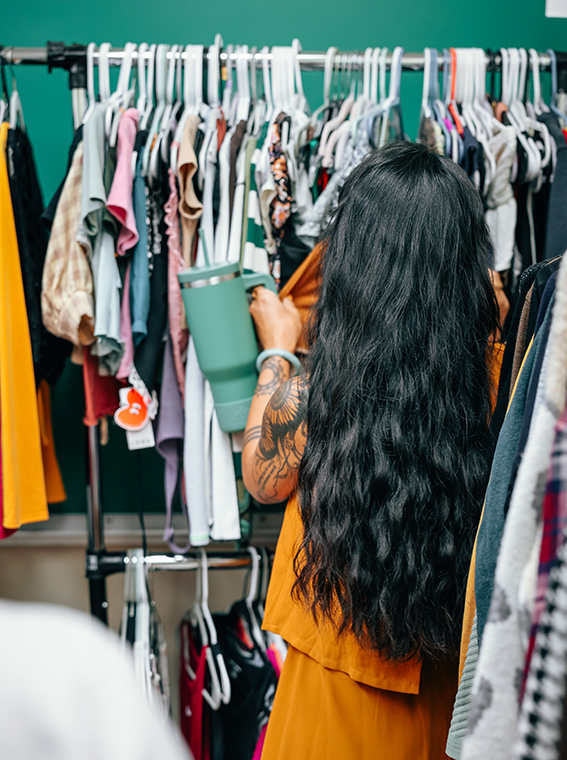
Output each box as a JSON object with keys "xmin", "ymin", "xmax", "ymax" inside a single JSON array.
[{"xmin": 125, "ymin": 423, "xmax": 156, "ymax": 450}]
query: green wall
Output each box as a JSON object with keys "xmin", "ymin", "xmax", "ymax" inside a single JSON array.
[{"xmin": 3, "ymin": 0, "xmax": 567, "ymax": 513}]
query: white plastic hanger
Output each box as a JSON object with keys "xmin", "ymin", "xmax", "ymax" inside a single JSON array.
[
  {"xmin": 292, "ymin": 39, "xmax": 308, "ymax": 113},
  {"xmin": 377, "ymin": 46, "xmax": 404, "ymax": 147},
  {"xmin": 161, "ymin": 46, "xmax": 184, "ymax": 162},
  {"xmin": 98, "ymin": 42, "xmax": 111, "ymax": 105},
  {"xmin": 246, "ymin": 547, "xmax": 267, "ymax": 651},
  {"xmin": 108, "ymin": 42, "xmax": 137, "ymax": 147},
  {"xmin": 140, "ymin": 43, "xmax": 156, "ymax": 131},
  {"xmin": 183, "ymin": 553, "xmax": 223, "ymax": 710},
  {"xmin": 132, "ymin": 43, "xmax": 155, "ymax": 177},
  {"xmin": 418, "ymin": 46, "xmax": 433, "ymax": 139},
  {"xmin": 136, "ymin": 43, "xmax": 149, "ymax": 115},
  {"xmin": 208, "ymin": 35, "xmax": 223, "ymax": 107},
  {"xmin": 199, "ymin": 549, "xmax": 232, "ymax": 705},
  {"xmin": 261, "ymin": 45, "xmax": 274, "ymax": 124},
  {"xmin": 249, "ymin": 47, "xmax": 265, "ymax": 134},
  {"xmin": 529, "ymin": 48, "xmax": 546, "ymax": 116},
  {"xmin": 143, "ymin": 43, "xmax": 168, "ymax": 176},
  {"xmin": 270, "ymin": 46, "xmax": 282, "ymax": 116},
  {"xmin": 222, "ymin": 44, "xmax": 235, "ymax": 124},
  {"xmin": 8, "ymin": 73, "xmax": 26, "ymax": 132},
  {"xmin": 235, "ymin": 45, "xmax": 251, "ymax": 123},
  {"xmin": 149, "ymin": 44, "xmax": 179, "ymax": 179},
  {"xmin": 170, "ymin": 44, "xmax": 203, "ymax": 172},
  {"xmin": 319, "ymin": 54, "xmax": 355, "ymax": 156},
  {"xmin": 362, "ymin": 47, "xmax": 372, "ymax": 105},
  {"xmin": 82, "ymin": 42, "xmax": 97, "ymax": 124}
]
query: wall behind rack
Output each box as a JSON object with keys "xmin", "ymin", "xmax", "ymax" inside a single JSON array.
[{"xmin": 3, "ymin": 0, "xmax": 567, "ymax": 514}]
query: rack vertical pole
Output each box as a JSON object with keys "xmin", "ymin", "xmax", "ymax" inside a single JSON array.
[{"xmin": 86, "ymin": 424, "xmax": 109, "ymax": 624}]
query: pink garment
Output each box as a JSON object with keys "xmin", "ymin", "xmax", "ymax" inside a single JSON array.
[
  {"xmin": 165, "ymin": 169, "xmax": 188, "ymax": 398},
  {"xmin": 107, "ymin": 108, "xmax": 140, "ymax": 256},
  {"xmin": 116, "ymin": 262, "xmax": 134, "ymax": 380},
  {"xmin": 251, "ymin": 724, "xmax": 267, "ymax": 760}
]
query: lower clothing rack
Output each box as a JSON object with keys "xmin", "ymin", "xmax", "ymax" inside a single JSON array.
[{"xmin": 86, "ymin": 547, "xmax": 270, "ymax": 622}]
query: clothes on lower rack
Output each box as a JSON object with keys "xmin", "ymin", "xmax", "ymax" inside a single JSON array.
[{"xmin": 179, "ymin": 549, "xmax": 285, "ymax": 760}]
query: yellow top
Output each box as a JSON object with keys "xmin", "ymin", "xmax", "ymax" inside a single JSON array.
[{"xmin": 0, "ymin": 122, "xmax": 48, "ymax": 527}]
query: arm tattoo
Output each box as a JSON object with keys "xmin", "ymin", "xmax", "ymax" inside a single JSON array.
[
  {"xmin": 253, "ymin": 356, "xmax": 288, "ymax": 398},
  {"xmin": 253, "ymin": 377, "xmax": 308, "ymax": 503},
  {"xmin": 243, "ymin": 425, "xmax": 262, "ymax": 447}
]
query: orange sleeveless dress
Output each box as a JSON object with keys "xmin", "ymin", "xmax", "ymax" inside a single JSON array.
[{"xmin": 261, "ymin": 496, "xmax": 458, "ymax": 760}]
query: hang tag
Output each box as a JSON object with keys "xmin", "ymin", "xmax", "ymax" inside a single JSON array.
[
  {"xmin": 115, "ymin": 387, "xmax": 155, "ymax": 450},
  {"xmin": 114, "ymin": 387, "xmax": 149, "ymax": 431}
]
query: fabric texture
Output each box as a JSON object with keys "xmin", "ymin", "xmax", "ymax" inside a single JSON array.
[
  {"xmin": 37, "ymin": 380, "xmax": 66, "ymax": 504},
  {"xmin": 512, "ymin": 532, "xmax": 567, "ymax": 760},
  {"xmin": 165, "ymin": 168, "xmax": 188, "ymax": 396},
  {"xmin": 262, "ymin": 644, "xmax": 457, "ymax": 760},
  {"xmin": 0, "ymin": 600, "xmax": 192, "ymax": 760},
  {"xmin": 263, "ymin": 494, "xmax": 423, "ymax": 693},
  {"xmin": 156, "ymin": 337, "xmax": 188, "ymax": 553},
  {"xmin": 7, "ymin": 126, "xmax": 70, "ymax": 385},
  {"xmin": 41, "ymin": 141, "xmax": 95, "ymax": 347},
  {"xmin": 177, "ymin": 115, "xmax": 203, "ymax": 265},
  {"xmin": 130, "ymin": 141, "xmax": 151, "ymax": 346},
  {"xmin": 521, "ymin": 406, "xmax": 567, "ymax": 699},
  {"xmin": 107, "ymin": 108, "xmax": 140, "ymax": 256},
  {"xmin": 461, "ymin": 254, "xmax": 567, "ymax": 760},
  {"xmin": 0, "ymin": 122, "xmax": 48, "ymax": 529}
]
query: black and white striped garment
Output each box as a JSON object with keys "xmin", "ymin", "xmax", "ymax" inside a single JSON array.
[{"xmin": 513, "ymin": 536, "xmax": 567, "ymax": 760}]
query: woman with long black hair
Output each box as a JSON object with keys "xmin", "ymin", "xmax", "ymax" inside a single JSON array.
[{"xmin": 242, "ymin": 141, "xmax": 500, "ymax": 760}]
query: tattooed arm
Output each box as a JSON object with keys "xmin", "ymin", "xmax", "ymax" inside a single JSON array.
[{"xmin": 242, "ymin": 287, "xmax": 306, "ymax": 504}]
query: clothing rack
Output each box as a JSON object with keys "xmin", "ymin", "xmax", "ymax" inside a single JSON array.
[
  {"xmin": 0, "ymin": 43, "xmax": 556, "ymax": 71},
  {"xmin": 1, "ymin": 39, "xmax": 564, "ymax": 625}
]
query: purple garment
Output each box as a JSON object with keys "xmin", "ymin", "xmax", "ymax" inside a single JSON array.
[{"xmin": 156, "ymin": 335, "xmax": 189, "ymax": 552}]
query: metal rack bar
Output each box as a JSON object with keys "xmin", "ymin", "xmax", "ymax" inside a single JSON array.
[{"xmin": 0, "ymin": 44, "xmax": 554, "ymax": 71}]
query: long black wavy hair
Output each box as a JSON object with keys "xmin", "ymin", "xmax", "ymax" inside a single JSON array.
[{"xmin": 294, "ymin": 141, "xmax": 499, "ymax": 661}]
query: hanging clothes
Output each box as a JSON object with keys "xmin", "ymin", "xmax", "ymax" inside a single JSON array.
[
  {"xmin": 130, "ymin": 134, "xmax": 151, "ymax": 347},
  {"xmin": 77, "ymin": 102, "xmax": 123, "ymax": 375},
  {"xmin": 37, "ymin": 380, "xmax": 66, "ymax": 504},
  {"xmin": 42, "ymin": 141, "xmax": 95, "ymax": 348},
  {"xmin": 214, "ymin": 601, "xmax": 279, "ymax": 760},
  {"xmin": 460, "ymin": 254, "xmax": 567, "ymax": 760},
  {"xmin": 7, "ymin": 125, "xmax": 71, "ymax": 386},
  {"xmin": 0, "ymin": 122, "xmax": 47, "ymax": 529}
]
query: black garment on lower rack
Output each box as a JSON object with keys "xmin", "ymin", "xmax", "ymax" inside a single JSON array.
[
  {"xmin": 489, "ymin": 256, "xmax": 562, "ymax": 447},
  {"xmin": 213, "ymin": 601, "xmax": 278, "ymax": 760},
  {"xmin": 133, "ymin": 152, "xmax": 169, "ymax": 394},
  {"xmin": 7, "ymin": 126, "xmax": 71, "ymax": 385}
]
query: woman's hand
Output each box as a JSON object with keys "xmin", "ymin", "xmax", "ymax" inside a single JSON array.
[{"xmin": 250, "ymin": 287, "xmax": 303, "ymax": 353}]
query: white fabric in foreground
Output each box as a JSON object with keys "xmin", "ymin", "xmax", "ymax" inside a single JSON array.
[{"xmin": 0, "ymin": 600, "xmax": 191, "ymax": 760}]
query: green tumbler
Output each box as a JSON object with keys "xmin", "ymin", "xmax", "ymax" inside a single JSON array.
[{"xmin": 178, "ymin": 261, "xmax": 277, "ymax": 432}]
